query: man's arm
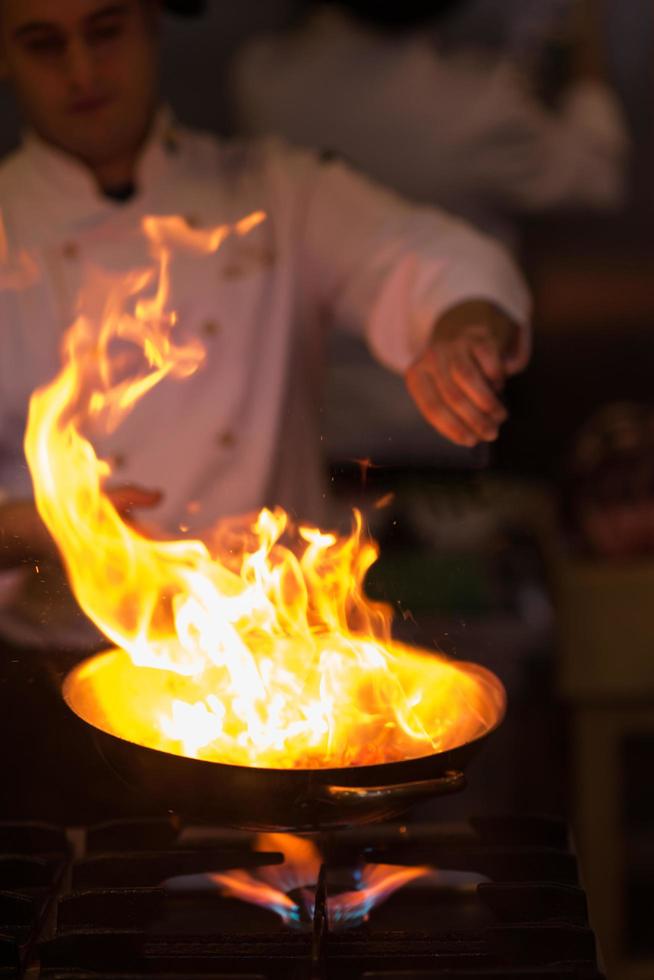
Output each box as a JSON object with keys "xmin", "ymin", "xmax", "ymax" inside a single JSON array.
[
  {"xmin": 0, "ymin": 498, "xmax": 59, "ymax": 568},
  {"xmin": 288, "ymin": 148, "xmax": 531, "ymax": 445},
  {"xmin": 0, "ymin": 486, "xmax": 162, "ymax": 570}
]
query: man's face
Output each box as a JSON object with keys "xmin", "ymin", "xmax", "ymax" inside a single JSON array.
[{"xmin": 0, "ymin": 0, "xmax": 160, "ymax": 169}]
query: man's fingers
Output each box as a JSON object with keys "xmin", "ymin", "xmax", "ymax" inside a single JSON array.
[
  {"xmin": 406, "ymin": 365, "xmax": 480, "ymax": 447},
  {"xmin": 108, "ymin": 485, "xmax": 162, "ymax": 516},
  {"xmin": 450, "ymin": 351, "xmax": 508, "ymax": 422},
  {"xmin": 470, "ymin": 335, "xmax": 506, "ymax": 390},
  {"xmin": 406, "ymin": 302, "xmax": 525, "ymax": 450},
  {"xmin": 431, "ymin": 359, "xmax": 501, "ymax": 442}
]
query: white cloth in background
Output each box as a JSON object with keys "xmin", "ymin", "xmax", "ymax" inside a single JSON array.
[{"xmin": 231, "ymin": 6, "xmax": 629, "ymax": 241}]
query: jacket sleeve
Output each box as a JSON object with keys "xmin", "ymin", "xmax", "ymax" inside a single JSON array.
[{"xmin": 286, "ymin": 147, "xmax": 532, "ymax": 374}]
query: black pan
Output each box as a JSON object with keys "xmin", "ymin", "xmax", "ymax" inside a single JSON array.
[{"xmin": 63, "ymin": 648, "xmax": 506, "ymax": 832}]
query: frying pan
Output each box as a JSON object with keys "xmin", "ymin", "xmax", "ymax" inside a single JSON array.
[{"xmin": 63, "ymin": 648, "xmax": 506, "ymax": 832}]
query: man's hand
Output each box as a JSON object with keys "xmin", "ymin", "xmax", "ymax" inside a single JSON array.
[
  {"xmin": 404, "ymin": 300, "xmax": 526, "ymax": 447},
  {"xmin": 0, "ymin": 485, "xmax": 161, "ymax": 569}
]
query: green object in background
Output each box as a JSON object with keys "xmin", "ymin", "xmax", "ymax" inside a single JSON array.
[{"xmin": 365, "ymin": 551, "xmax": 495, "ymax": 616}]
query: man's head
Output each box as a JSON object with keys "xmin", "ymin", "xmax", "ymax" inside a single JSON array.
[{"xmin": 0, "ymin": 0, "xmax": 161, "ymax": 185}]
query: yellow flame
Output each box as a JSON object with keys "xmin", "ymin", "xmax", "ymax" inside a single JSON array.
[{"xmin": 25, "ymin": 212, "xmax": 504, "ymax": 770}]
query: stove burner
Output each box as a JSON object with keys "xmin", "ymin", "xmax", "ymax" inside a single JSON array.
[{"xmin": 0, "ymin": 815, "xmax": 605, "ymax": 979}]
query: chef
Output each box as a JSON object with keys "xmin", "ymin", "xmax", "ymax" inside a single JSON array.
[{"xmin": 0, "ymin": 0, "xmax": 530, "ymax": 590}]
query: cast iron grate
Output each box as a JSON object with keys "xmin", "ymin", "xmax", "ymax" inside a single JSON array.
[{"xmin": 0, "ymin": 815, "xmax": 604, "ymax": 979}]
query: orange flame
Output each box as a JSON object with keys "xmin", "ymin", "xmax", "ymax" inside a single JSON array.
[
  {"xmin": 328, "ymin": 863, "xmax": 432, "ymax": 927},
  {"xmin": 211, "ymin": 833, "xmax": 321, "ymax": 925},
  {"xmin": 209, "ymin": 833, "xmax": 431, "ymax": 929},
  {"xmin": 24, "ymin": 212, "xmax": 505, "ymax": 770}
]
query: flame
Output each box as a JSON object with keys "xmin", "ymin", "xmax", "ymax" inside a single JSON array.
[
  {"xmin": 211, "ymin": 833, "xmax": 320, "ymax": 926},
  {"xmin": 327, "ymin": 863, "xmax": 432, "ymax": 928},
  {"xmin": 24, "ymin": 212, "xmax": 505, "ymax": 770},
  {"xmin": 209, "ymin": 833, "xmax": 431, "ymax": 929}
]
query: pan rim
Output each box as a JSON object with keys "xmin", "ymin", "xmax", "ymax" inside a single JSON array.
[{"xmin": 62, "ymin": 646, "xmax": 506, "ymax": 779}]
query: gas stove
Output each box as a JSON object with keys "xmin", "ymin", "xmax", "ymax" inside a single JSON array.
[{"xmin": 0, "ymin": 814, "xmax": 604, "ymax": 979}]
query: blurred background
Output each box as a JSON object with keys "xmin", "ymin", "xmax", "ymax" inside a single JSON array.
[{"xmin": 1, "ymin": 1, "xmax": 653, "ymax": 976}]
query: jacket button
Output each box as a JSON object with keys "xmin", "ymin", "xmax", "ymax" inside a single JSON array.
[
  {"xmin": 62, "ymin": 241, "xmax": 79, "ymax": 260},
  {"xmin": 222, "ymin": 264, "xmax": 243, "ymax": 280},
  {"xmin": 203, "ymin": 319, "xmax": 221, "ymax": 337},
  {"xmin": 216, "ymin": 430, "xmax": 235, "ymax": 449},
  {"xmin": 163, "ymin": 128, "xmax": 180, "ymax": 155}
]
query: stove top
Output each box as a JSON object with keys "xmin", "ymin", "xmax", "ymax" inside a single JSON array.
[{"xmin": 0, "ymin": 815, "xmax": 604, "ymax": 979}]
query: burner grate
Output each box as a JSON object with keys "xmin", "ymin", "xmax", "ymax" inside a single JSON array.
[{"xmin": 0, "ymin": 816, "xmax": 604, "ymax": 979}]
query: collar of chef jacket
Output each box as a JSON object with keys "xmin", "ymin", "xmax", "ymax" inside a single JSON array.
[{"xmin": 6, "ymin": 106, "xmax": 182, "ymax": 249}]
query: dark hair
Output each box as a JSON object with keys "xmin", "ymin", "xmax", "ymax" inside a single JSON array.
[
  {"xmin": 163, "ymin": 0, "xmax": 207, "ymax": 16},
  {"xmin": 321, "ymin": 0, "xmax": 468, "ymax": 31}
]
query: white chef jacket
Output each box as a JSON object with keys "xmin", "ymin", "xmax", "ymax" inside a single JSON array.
[
  {"xmin": 232, "ymin": 6, "xmax": 629, "ymax": 242},
  {"xmin": 0, "ymin": 108, "xmax": 530, "ymax": 536}
]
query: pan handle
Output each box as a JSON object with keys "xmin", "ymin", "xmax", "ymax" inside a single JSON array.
[{"xmin": 318, "ymin": 769, "xmax": 465, "ymax": 806}]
